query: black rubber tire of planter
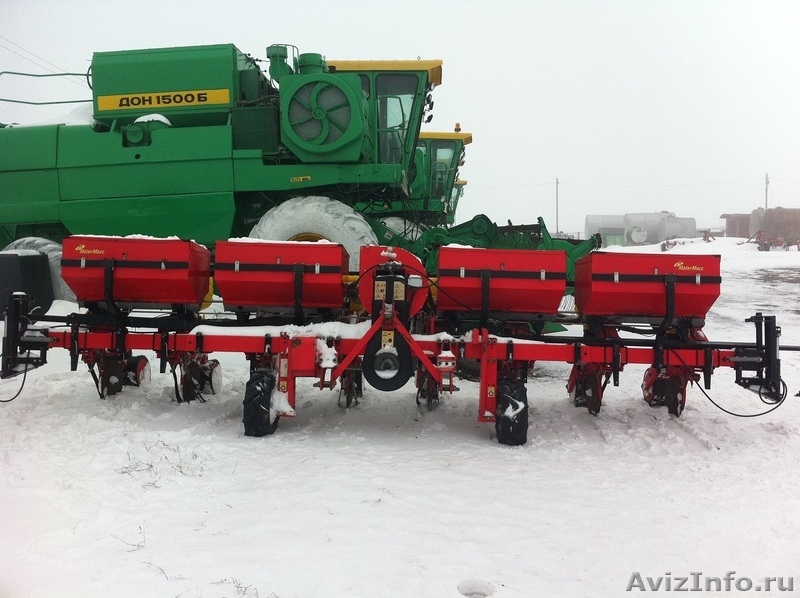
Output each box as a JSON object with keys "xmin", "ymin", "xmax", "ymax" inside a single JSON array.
[
  {"xmin": 123, "ymin": 355, "xmax": 151, "ymax": 388},
  {"xmin": 495, "ymin": 378, "xmax": 529, "ymax": 446},
  {"xmin": 242, "ymin": 370, "xmax": 279, "ymax": 437}
]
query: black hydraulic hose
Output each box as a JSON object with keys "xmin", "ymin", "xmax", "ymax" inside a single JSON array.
[
  {"xmin": 696, "ymin": 377, "xmax": 787, "ymax": 418},
  {"xmin": 667, "ymin": 347, "xmax": 789, "ymax": 418},
  {"xmin": 0, "ymin": 354, "xmax": 30, "ymax": 402}
]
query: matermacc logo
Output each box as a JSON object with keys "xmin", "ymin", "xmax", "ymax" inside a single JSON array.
[
  {"xmin": 73, "ymin": 244, "xmax": 105, "ymax": 255},
  {"xmin": 673, "ymin": 261, "xmax": 704, "ymax": 272}
]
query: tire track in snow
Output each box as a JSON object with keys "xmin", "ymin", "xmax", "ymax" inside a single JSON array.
[
  {"xmin": 531, "ymin": 398, "xmax": 718, "ymax": 454},
  {"xmin": 670, "ymin": 416, "xmax": 722, "ymax": 451},
  {"xmin": 637, "ymin": 410, "xmax": 717, "ymax": 452}
]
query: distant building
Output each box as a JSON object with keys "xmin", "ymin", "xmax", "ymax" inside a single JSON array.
[
  {"xmin": 719, "ymin": 213, "xmax": 750, "ymax": 237},
  {"xmin": 753, "ymin": 207, "xmax": 800, "ymax": 241},
  {"xmin": 584, "ymin": 215, "xmax": 625, "ymax": 247},
  {"xmin": 585, "ymin": 212, "xmax": 697, "ymax": 246},
  {"xmin": 721, "ymin": 208, "xmax": 800, "ymax": 241}
]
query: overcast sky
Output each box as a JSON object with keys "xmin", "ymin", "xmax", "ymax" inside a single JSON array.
[{"xmin": 2, "ymin": 0, "xmax": 798, "ymax": 235}]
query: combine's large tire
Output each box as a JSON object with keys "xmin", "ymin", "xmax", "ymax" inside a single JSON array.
[
  {"xmin": 249, "ymin": 196, "xmax": 378, "ymax": 271},
  {"xmin": 380, "ymin": 217, "xmax": 425, "ymax": 242},
  {"xmin": 2, "ymin": 237, "xmax": 76, "ymax": 303}
]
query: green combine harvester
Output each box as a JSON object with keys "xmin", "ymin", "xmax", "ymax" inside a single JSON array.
[{"xmin": 0, "ymin": 42, "xmax": 599, "ymax": 306}]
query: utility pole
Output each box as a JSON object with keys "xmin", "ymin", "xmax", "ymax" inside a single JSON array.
[
  {"xmin": 765, "ymin": 172, "xmax": 769, "ymax": 210},
  {"xmin": 555, "ymin": 177, "xmax": 559, "ymax": 235}
]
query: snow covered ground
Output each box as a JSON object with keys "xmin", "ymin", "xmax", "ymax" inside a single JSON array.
[{"xmin": 1, "ymin": 238, "xmax": 799, "ymax": 598}]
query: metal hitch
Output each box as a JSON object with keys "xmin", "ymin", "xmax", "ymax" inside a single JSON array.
[
  {"xmin": 1, "ymin": 292, "xmax": 50, "ymax": 379},
  {"xmin": 733, "ymin": 313, "xmax": 784, "ymax": 402}
]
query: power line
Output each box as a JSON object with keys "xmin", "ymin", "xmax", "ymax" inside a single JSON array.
[
  {"xmin": 560, "ymin": 178, "xmax": 762, "ymax": 189},
  {"xmin": 0, "ymin": 41, "xmax": 55, "ymax": 71},
  {"xmin": 469, "ymin": 178, "xmax": 767, "ymax": 191},
  {"xmin": 469, "ymin": 182, "xmax": 554, "ymax": 190},
  {"xmin": 0, "ymin": 36, "xmax": 88, "ymax": 89},
  {"xmin": 770, "ymin": 177, "xmax": 800, "ymax": 186},
  {"xmin": 0, "ymin": 35, "xmax": 70, "ymax": 72}
]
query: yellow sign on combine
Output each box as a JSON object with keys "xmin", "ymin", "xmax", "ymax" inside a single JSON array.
[{"xmin": 97, "ymin": 88, "xmax": 231, "ymax": 111}]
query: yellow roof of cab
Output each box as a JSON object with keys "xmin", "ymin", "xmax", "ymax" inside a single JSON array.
[
  {"xmin": 327, "ymin": 59, "xmax": 443, "ymax": 86},
  {"xmin": 418, "ymin": 131, "xmax": 472, "ymax": 144}
]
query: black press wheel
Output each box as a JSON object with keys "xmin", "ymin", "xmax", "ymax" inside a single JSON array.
[
  {"xmin": 242, "ymin": 370, "xmax": 280, "ymax": 437},
  {"xmin": 362, "ymin": 333, "xmax": 413, "ymax": 392},
  {"xmin": 495, "ymin": 378, "xmax": 529, "ymax": 446}
]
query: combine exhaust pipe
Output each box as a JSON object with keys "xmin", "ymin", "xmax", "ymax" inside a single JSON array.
[{"xmin": 267, "ymin": 44, "xmax": 294, "ymax": 83}]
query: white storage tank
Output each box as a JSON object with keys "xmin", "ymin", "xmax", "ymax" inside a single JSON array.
[
  {"xmin": 657, "ymin": 216, "xmax": 697, "ymax": 241},
  {"xmin": 623, "ymin": 212, "xmax": 673, "ymax": 245}
]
